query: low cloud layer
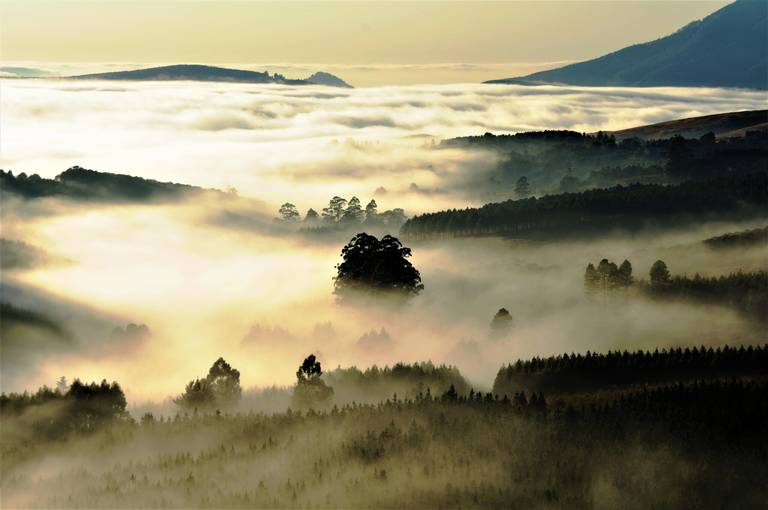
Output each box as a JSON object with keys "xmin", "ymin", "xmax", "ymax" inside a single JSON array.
[{"xmin": 2, "ymin": 79, "xmax": 765, "ymax": 216}]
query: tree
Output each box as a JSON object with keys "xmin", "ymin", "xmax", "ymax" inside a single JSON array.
[
  {"xmin": 584, "ymin": 263, "xmax": 600, "ymax": 293},
  {"xmin": 292, "ymin": 354, "xmax": 334, "ymax": 409},
  {"xmin": 515, "ymin": 176, "xmax": 530, "ymax": 198},
  {"xmin": 666, "ymin": 135, "xmax": 694, "ymax": 181},
  {"xmin": 597, "ymin": 258, "xmax": 619, "ymax": 290},
  {"xmin": 616, "ymin": 259, "xmax": 634, "ymax": 288},
  {"xmin": 278, "ymin": 203, "xmax": 300, "ymax": 222},
  {"xmin": 56, "ymin": 376, "xmax": 68, "ymax": 394},
  {"xmin": 66, "ymin": 379, "xmax": 129, "ymax": 432},
  {"xmin": 175, "ymin": 357, "xmax": 242, "ymax": 411},
  {"xmin": 304, "ymin": 208, "xmax": 320, "ymax": 223},
  {"xmin": 365, "ymin": 199, "xmax": 379, "ymax": 223},
  {"xmin": 322, "ymin": 196, "xmax": 347, "ymax": 223},
  {"xmin": 341, "ymin": 196, "xmax": 364, "ymax": 224},
  {"xmin": 379, "ymin": 208, "xmax": 407, "ymax": 227},
  {"xmin": 650, "ymin": 260, "xmax": 671, "ymax": 289},
  {"xmin": 206, "ymin": 357, "xmax": 242, "ymax": 407},
  {"xmin": 490, "ymin": 308, "xmax": 514, "ymax": 339},
  {"xmin": 333, "ymin": 233, "xmax": 424, "ymax": 300}
]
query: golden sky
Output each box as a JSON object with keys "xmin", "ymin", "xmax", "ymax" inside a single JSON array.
[{"xmin": 1, "ymin": 1, "xmax": 727, "ymax": 84}]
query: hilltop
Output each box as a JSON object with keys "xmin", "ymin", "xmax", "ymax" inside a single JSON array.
[{"xmin": 70, "ymin": 64, "xmax": 352, "ymax": 87}]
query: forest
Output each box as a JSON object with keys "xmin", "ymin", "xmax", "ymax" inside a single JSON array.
[
  {"xmin": 442, "ymin": 127, "xmax": 767, "ymax": 195},
  {"xmin": 0, "ymin": 166, "xmax": 208, "ymax": 202},
  {"xmin": 2, "ymin": 348, "xmax": 767, "ymax": 509},
  {"xmin": 401, "ymin": 172, "xmax": 768, "ymax": 239}
]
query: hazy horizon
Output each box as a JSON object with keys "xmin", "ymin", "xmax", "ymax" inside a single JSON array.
[{"xmin": 1, "ymin": 1, "xmax": 729, "ymax": 86}]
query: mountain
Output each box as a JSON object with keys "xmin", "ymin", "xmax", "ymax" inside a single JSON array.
[
  {"xmin": 305, "ymin": 71, "xmax": 352, "ymax": 88},
  {"xmin": 486, "ymin": 0, "xmax": 768, "ymax": 89},
  {"xmin": 70, "ymin": 64, "xmax": 351, "ymax": 87},
  {"xmin": 608, "ymin": 110, "xmax": 768, "ymax": 140}
]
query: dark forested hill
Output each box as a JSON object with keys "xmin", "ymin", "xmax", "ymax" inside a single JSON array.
[
  {"xmin": 70, "ymin": 64, "xmax": 351, "ymax": 87},
  {"xmin": 493, "ymin": 344, "xmax": 768, "ymax": 396},
  {"xmin": 0, "ymin": 166, "xmax": 208, "ymax": 202},
  {"xmin": 400, "ymin": 172, "xmax": 768, "ymax": 239},
  {"xmin": 486, "ymin": 0, "xmax": 768, "ymax": 89}
]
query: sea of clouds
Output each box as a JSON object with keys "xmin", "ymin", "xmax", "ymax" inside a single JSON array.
[{"xmin": 2, "ymin": 79, "xmax": 766, "ymax": 214}]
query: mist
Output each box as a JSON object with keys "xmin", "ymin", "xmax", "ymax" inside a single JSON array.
[
  {"xmin": 2, "ymin": 79, "xmax": 766, "ymax": 214},
  {"xmin": 3, "ymin": 186, "xmax": 765, "ymax": 403}
]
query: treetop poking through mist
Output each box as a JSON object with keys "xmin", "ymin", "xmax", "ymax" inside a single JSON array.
[{"xmin": 333, "ymin": 233, "xmax": 424, "ymax": 301}]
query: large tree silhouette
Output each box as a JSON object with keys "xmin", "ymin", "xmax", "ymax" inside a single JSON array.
[{"xmin": 333, "ymin": 233, "xmax": 424, "ymax": 300}]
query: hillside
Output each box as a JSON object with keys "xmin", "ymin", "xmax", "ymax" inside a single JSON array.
[
  {"xmin": 0, "ymin": 166, "xmax": 208, "ymax": 202},
  {"xmin": 486, "ymin": 0, "xmax": 768, "ymax": 89},
  {"xmin": 400, "ymin": 172, "xmax": 768, "ymax": 240},
  {"xmin": 71, "ymin": 64, "xmax": 351, "ymax": 87},
  {"xmin": 609, "ymin": 110, "xmax": 768, "ymax": 140}
]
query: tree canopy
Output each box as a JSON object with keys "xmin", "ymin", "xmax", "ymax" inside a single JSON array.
[
  {"xmin": 333, "ymin": 233, "xmax": 424, "ymax": 300},
  {"xmin": 292, "ymin": 354, "xmax": 334, "ymax": 409},
  {"xmin": 175, "ymin": 357, "xmax": 242, "ymax": 411}
]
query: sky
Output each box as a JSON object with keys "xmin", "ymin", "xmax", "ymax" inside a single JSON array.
[{"xmin": 0, "ymin": 0, "xmax": 729, "ymax": 85}]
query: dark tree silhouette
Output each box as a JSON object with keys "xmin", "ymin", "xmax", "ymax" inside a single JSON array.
[
  {"xmin": 292, "ymin": 354, "xmax": 334, "ymax": 409},
  {"xmin": 650, "ymin": 260, "xmax": 671, "ymax": 288},
  {"xmin": 616, "ymin": 260, "xmax": 634, "ymax": 288},
  {"xmin": 175, "ymin": 357, "xmax": 242, "ymax": 411},
  {"xmin": 333, "ymin": 233, "xmax": 424, "ymax": 300}
]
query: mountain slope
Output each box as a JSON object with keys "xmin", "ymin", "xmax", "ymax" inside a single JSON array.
[
  {"xmin": 608, "ymin": 110, "xmax": 768, "ymax": 140},
  {"xmin": 71, "ymin": 64, "xmax": 351, "ymax": 87},
  {"xmin": 486, "ymin": 0, "xmax": 768, "ymax": 89}
]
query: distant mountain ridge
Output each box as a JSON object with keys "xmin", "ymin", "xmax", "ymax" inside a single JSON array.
[
  {"xmin": 71, "ymin": 64, "xmax": 352, "ymax": 87},
  {"xmin": 486, "ymin": 0, "xmax": 768, "ymax": 89}
]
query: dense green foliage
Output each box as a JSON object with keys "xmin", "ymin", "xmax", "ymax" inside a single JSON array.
[
  {"xmin": 333, "ymin": 233, "xmax": 424, "ymax": 299},
  {"xmin": 493, "ymin": 344, "xmax": 768, "ymax": 396},
  {"xmin": 401, "ymin": 173, "xmax": 768, "ymax": 239}
]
